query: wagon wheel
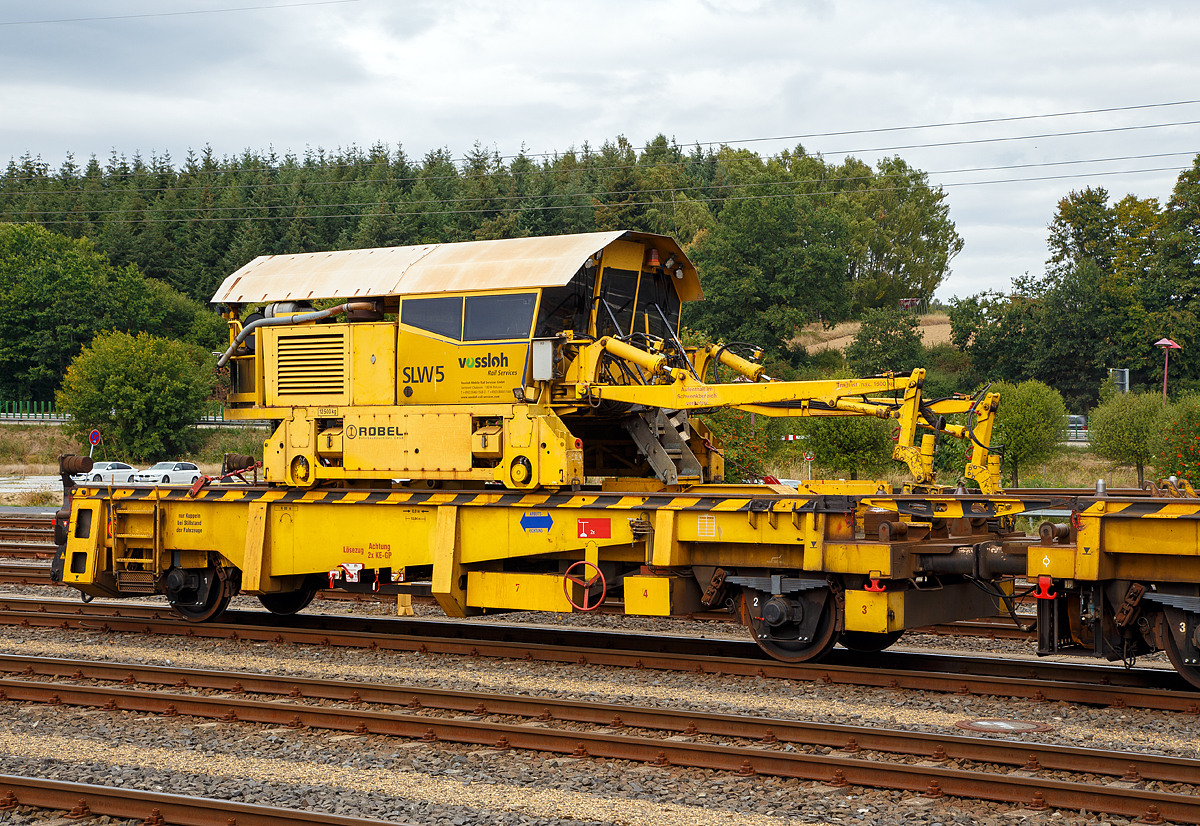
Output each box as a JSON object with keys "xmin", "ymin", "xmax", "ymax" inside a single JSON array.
[
  {"xmin": 170, "ymin": 568, "xmax": 233, "ymax": 623},
  {"xmin": 258, "ymin": 588, "xmax": 317, "ymax": 616},
  {"xmin": 563, "ymin": 561, "xmax": 607, "ymax": 612},
  {"xmin": 839, "ymin": 630, "xmax": 904, "ymax": 652},
  {"xmin": 1162, "ymin": 607, "xmax": 1200, "ymax": 691},
  {"xmin": 738, "ymin": 585, "xmax": 841, "ymax": 663}
]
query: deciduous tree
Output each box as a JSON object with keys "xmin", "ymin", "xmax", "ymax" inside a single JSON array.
[
  {"xmin": 990, "ymin": 380, "xmax": 1067, "ymax": 487},
  {"xmin": 1089, "ymin": 391, "xmax": 1164, "ymax": 486},
  {"xmin": 56, "ymin": 331, "xmax": 216, "ymax": 460},
  {"xmin": 845, "ymin": 308, "xmax": 924, "ymax": 374}
]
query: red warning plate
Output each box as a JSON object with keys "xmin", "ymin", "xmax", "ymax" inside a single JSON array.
[{"xmin": 577, "ymin": 518, "xmax": 611, "ymax": 539}]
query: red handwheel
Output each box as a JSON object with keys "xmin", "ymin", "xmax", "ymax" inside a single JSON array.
[{"xmin": 563, "ymin": 561, "xmax": 607, "ymax": 611}]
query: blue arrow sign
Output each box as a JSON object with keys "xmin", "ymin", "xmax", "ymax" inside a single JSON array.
[{"xmin": 520, "ymin": 511, "xmax": 553, "ymax": 533}]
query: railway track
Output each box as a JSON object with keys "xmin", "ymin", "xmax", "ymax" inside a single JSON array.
[
  {"xmin": 0, "ymin": 513, "xmax": 55, "ymax": 559},
  {"xmin": 0, "ymin": 774, "xmax": 396, "ymax": 826},
  {"xmin": 0, "ymin": 595, "xmax": 1195, "ymax": 710},
  {"xmin": 1, "ymin": 653, "xmax": 1196, "ymax": 822}
]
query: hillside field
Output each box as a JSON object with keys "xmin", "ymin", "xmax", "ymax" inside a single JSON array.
[{"xmin": 792, "ymin": 313, "xmax": 953, "ymax": 354}]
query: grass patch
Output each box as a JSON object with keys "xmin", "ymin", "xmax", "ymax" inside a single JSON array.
[
  {"xmin": 190, "ymin": 427, "xmax": 269, "ymax": 465},
  {"xmin": 0, "ymin": 490, "xmax": 60, "ymax": 507},
  {"xmin": 1017, "ymin": 447, "xmax": 1143, "ymax": 489},
  {"xmin": 0, "ymin": 425, "xmax": 78, "ymax": 467},
  {"xmin": 769, "ymin": 445, "xmax": 1150, "ymax": 490}
]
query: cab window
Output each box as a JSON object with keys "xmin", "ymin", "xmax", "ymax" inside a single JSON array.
[
  {"xmin": 634, "ymin": 269, "xmax": 681, "ymax": 340},
  {"xmin": 597, "ymin": 268, "xmax": 639, "ymax": 337},
  {"xmin": 402, "ymin": 297, "xmax": 463, "ymax": 340},
  {"xmin": 536, "ymin": 265, "xmax": 596, "ymax": 337},
  {"xmin": 463, "ymin": 293, "xmax": 537, "ymax": 341}
]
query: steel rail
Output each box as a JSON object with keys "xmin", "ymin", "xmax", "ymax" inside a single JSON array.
[
  {"xmin": 0, "ymin": 774, "xmax": 398, "ymax": 826},
  {"xmin": 0, "ymin": 595, "xmax": 1072, "ymax": 676},
  {"xmin": 0, "ymin": 516, "xmax": 54, "ymax": 554},
  {"xmin": 0, "ymin": 514, "xmax": 55, "ymax": 558},
  {"xmin": 911, "ymin": 618, "xmax": 1037, "ymax": 640},
  {"xmin": 3, "ymin": 652, "xmax": 1198, "ymax": 785},
  {"xmin": 0, "ymin": 675, "xmax": 1194, "ymax": 822},
  {"xmin": 0, "ymin": 597, "xmax": 1195, "ymax": 709},
  {"xmin": 0, "ymin": 561, "xmax": 57, "ymax": 584}
]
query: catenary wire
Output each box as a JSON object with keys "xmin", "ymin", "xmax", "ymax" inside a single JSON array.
[
  {"xmin": 0, "ymin": 154, "xmax": 1192, "ymax": 218},
  {"xmin": 5, "ymin": 163, "xmax": 1189, "ymax": 226},
  {"xmin": 6, "ymin": 105, "xmax": 1199, "ymax": 182},
  {"xmin": 4, "ymin": 148, "xmax": 1196, "ymax": 200}
]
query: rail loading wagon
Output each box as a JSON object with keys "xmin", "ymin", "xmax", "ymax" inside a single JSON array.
[{"xmin": 56, "ymin": 230, "xmax": 1041, "ymax": 662}]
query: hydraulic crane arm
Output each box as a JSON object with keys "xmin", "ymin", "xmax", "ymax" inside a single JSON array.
[{"xmin": 569, "ymin": 337, "xmax": 1003, "ymax": 493}]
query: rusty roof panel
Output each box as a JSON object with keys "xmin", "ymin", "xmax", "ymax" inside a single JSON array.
[{"xmin": 211, "ymin": 231, "xmax": 702, "ymax": 304}]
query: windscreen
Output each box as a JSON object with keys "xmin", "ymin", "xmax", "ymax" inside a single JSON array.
[
  {"xmin": 535, "ymin": 265, "xmax": 596, "ymax": 337},
  {"xmin": 634, "ymin": 269, "xmax": 681, "ymax": 340},
  {"xmin": 596, "ymin": 267, "xmax": 639, "ymax": 338}
]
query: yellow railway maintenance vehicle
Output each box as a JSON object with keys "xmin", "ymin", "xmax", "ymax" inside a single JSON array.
[
  {"xmin": 54, "ymin": 230, "xmax": 1036, "ymax": 663},
  {"xmin": 1028, "ymin": 480, "xmax": 1200, "ymax": 690}
]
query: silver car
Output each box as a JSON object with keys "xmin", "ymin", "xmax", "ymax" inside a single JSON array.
[
  {"xmin": 72, "ymin": 461, "xmax": 141, "ymax": 484},
  {"xmin": 133, "ymin": 461, "xmax": 202, "ymax": 485}
]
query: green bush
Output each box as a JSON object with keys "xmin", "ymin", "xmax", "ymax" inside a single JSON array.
[
  {"xmin": 1155, "ymin": 394, "xmax": 1200, "ymax": 485},
  {"xmin": 700, "ymin": 407, "xmax": 781, "ymax": 483},
  {"xmin": 990, "ymin": 379, "xmax": 1067, "ymax": 487},
  {"xmin": 0, "ymin": 223, "xmax": 227, "ymax": 401},
  {"xmin": 1089, "ymin": 391, "xmax": 1165, "ymax": 486},
  {"xmin": 56, "ymin": 331, "xmax": 217, "ymax": 461},
  {"xmin": 791, "ymin": 415, "xmax": 893, "ymax": 480}
]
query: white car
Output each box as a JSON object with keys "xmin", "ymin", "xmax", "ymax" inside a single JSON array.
[
  {"xmin": 72, "ymin": 461, "xmax": 140, "ymax": 484},
  {"xmin": 133, "ymin": 461, "xmax": 202, "ymax": 485}
]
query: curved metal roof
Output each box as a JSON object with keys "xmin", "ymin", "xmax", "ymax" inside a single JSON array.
[{"xmin": 210, "ymin": 231, "xmax": 702, "ymax": 304}]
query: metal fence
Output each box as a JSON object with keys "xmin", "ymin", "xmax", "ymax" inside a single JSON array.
[
  {"xmin": 1, "ymin": 401, "xmax": 239, "ymax": 426},
  {"xmin": 0, "ymin": 400, "xmax": 67, "ymax": 422}
]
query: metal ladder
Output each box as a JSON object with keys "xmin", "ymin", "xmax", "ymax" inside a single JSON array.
[{"xmin": 110, "ymin": 498, "xmax": 160, "ymax": 594}]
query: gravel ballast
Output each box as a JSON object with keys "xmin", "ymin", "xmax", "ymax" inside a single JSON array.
[{"xmin": 0, "ymin": 586, "xmax": 1190, "ymax": 824}]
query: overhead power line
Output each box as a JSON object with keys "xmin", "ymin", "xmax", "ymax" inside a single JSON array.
[
  {"xmin": 3, "ymin": 162, "xmax": 1187, "ymax": 226},
  {"xmin": 5, "ymin": 116, "xmax": 1200, "ymax": 187},
  {"xmin": 0, "ymin": 155, "xmax": 1194, "ymax": 219},
  {"xmin": 706, "ymin": 100, "xmax": 1200, "ymax": 148},
  {"xmin": 4, "ymin": 148, "xmax": 1195, "ymax": 199},
  {"xmin": 9, "ymin": 101, "xmax": 1200, "ymax": 180},
  {"xmin": 819, "ymin": 119, "xmax": 1200, "ymax": 158}
]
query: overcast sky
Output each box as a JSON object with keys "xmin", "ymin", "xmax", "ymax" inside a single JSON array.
[{"xmin": 2, "ymin": 0, "xmax": 1198, "ymax": 301}]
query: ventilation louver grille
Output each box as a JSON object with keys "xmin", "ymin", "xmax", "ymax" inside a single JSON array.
[{"xmin": 277, "ymin": 333, "xmax": 347, "ymax": 396}]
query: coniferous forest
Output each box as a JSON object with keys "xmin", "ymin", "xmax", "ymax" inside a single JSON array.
[{"xmin": 3, "ymin": 134, "xmax": 1200, "ymax": 415}]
